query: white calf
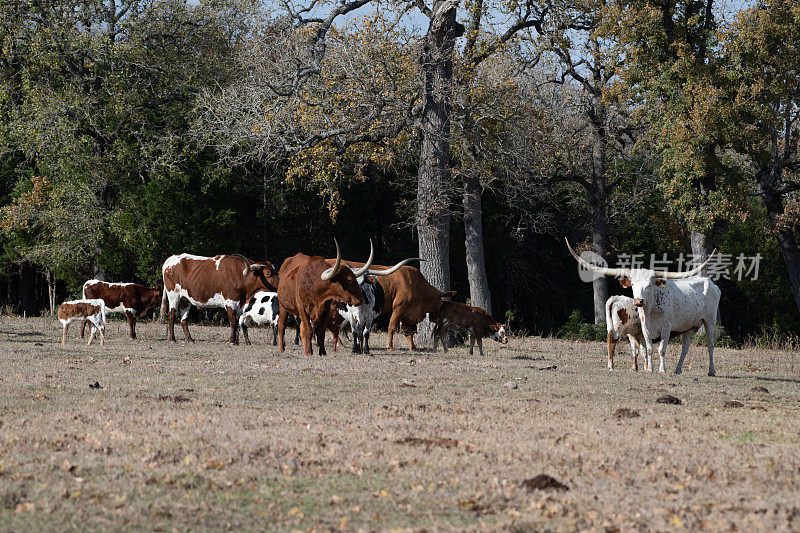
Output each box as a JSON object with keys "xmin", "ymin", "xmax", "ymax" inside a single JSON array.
[
  {"xmin": 605, "ymin": 295, "xmax": 646, "ymax": 371},
  {"xmin": 58, "ymin": 299, "xmax": 107, "ymax": 346}
]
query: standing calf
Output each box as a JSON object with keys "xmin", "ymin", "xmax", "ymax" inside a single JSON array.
[
  {"xmin": 59, "ymin": 299, "xmax": 106, "ymax": 346},
  {"xmin": 432, "ymin": 301, "xmax": 508, "ymax": 356},
  {"xmin": 605, "ymin": 295, "xmax": 646, "ymax": 371},
  {"xmin": 328, "ymin": 274, "xmax": 385, "ymax": 354},
  {"xmin": 80, "ymin": 279, "xmax": 162, "ymax": 340},
  {"xmin": 239, "ymin": 291, "xmax": 280, "ymax": 345}
]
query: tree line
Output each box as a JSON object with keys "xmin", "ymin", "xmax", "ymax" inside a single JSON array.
[{"xmin": 1, "ymin": 0, "xmax": 798, "ymax": 343}]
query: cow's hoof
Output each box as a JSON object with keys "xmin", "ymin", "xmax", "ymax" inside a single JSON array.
[
  {"xmin": 708, "ymin": 370, "xmax": 716, "ymax": 377},
  {"xmin": 607, "ymin": 367, "xmax": 614, "ymax": 372}
]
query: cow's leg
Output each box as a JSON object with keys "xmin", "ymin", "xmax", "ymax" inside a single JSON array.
[
  {"xmin": 168, "ymin": 309, "xmax": 177, "ymax": 342},
  {"xmin": 98, "ymin": 321, "xmax": 105, "ymax": 347},
  {"xmin": 125, "ymin": 311, "xmax": 136, "ymax": 339},
  {"xmin": 440, "ymin": 327, "xmax": 449, "ymax": 353},
  {"xmin": 387, "ymin": 311, "xmax": 401, "ymax": 351},
  {"xmin": 80, "ymin": 319, "xmax": 86, "ymax": 339},
  {"xmin": 299, "ymin": 313, "xmax": 312, "ymax": 355},
  {"xmin": 405, "ymin": 330, "xmax": 417, "ymax": 351},
  {"xmin": 363, "ymin": 321, "xmax": 372, "ymax": 355},
  {"xmin": 705, "ymin": 320, "xmax": 716, "ymax": 377},
  {"xmin": 167, "ymin": 291, "xmax": 180, "ymax": 342},
  {"xmin": 629, "ymin": 336, "xmax": 639, "ymax": 371},
  {"xmin": 477, "ymin": 335, "xmax": 485, "ymax": 356},
  {"xmin": 179, "ymin": 302, "xmax": 194, "ymax": 343},
  {"xmin": 225, "ymin": 306, "xmax": 238, "ymax": 345},
  {"xmin": 294, "ymin": 315, "xmax": 301, "ymax": 345},
  {"xmin": 240, "ymin": 316, "xmax": 252, "ymax": 346},
  {"xmin": 272, "ymin": 324, "xmax": 278, "ymax": 346},
  {"xmin": 607, "ymin": 331, "xmax": 617, "ymax": 371},
  {"xmin": 62, "ymin": 323, "xmax": 69, "ymax": 345},
  {"xmin": 87, "ymin": 322, "xmax": 96, "ymax": 346},
  {"xmin": 657, "ymin": 331, "xmax": 670, "ymax": 373},
  {"xmin": 640, "ymin": 323, "xmax": 654, "ymax": 372},
  {"xmin": 316, "ymin": 314, "xmax": 328, "ymax": 356},
  {"xmin": 674, "ymin": 331, "xmax": 692, "ymax": 374},
  {"xmin": 469, "ymin": 333, "xmax": 475, "ymax": 356},
  {"xmin": 277, "ymin": 309, "xmax": 288, "ymax": 352}
]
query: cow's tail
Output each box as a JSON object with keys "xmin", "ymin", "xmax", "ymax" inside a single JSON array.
[
  {"xmin": 605, "ymin": 296, "xmax": 616, "ymax": 334},
  {"xmin": 81, "ymin": 280, "xmax": 88, "ymax": 299},
  {"xmin": 160, "ymin": 288, "xmax": 169, "ymax": 323}
]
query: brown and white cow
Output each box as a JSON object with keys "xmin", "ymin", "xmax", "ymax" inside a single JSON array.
[
  {"xmin": 161, "ymin": 253, "xmax": 279, "ymax": 344},
  {"xmin": 325, "ymin": 257, "xmax": 454, "ymax": 351},
  {"xmin": 59, "ymin": 299, "xmax": 107, "ymax": 346},
  {"xmin": 277, "ymin": 240, "xmax": 369, "ymax": 355},
  {"xmin": 432, "ymin": 300, "xmax": 508, "ymax": 356},
  {"xmin": 79, "ymin": 280, "xmax": 162, "ymax": 340}
]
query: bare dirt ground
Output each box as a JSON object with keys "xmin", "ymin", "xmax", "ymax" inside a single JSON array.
[{"xmin": 1, "ymin": 316, "xmax": 799, "ymax": 532}]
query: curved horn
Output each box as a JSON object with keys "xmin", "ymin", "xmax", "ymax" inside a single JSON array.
[
  {"xmin": 232, "ymin": 254, "xmax": 252, "ymax": 276},
  {"xmin": 656, "ymin": 249, "xmax": 717, "ymax": 279},
  {"xmin": 368, "ymin": 257, "xmax": 423, "ymax": 276},
  {"xmin": 351, "ymin": 239, "xmax": 375, "ymax": 277},
  {"xmin": 321, "ymin": 239, "xmax": 341, "ymax": 281},
  {"xmin": 565, "ymin": 238, "xmax": 630, "ymax": 277}
]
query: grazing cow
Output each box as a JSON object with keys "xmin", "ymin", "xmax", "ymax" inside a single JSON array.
[
  {"xmin": 567, "ymin": 239, "xmax": 720, "ymax": 375},
  {"xmin": 327, "ymin": 273, "xmax": 386, "ymax": 354},
  {"xmin": 161, "ymin": 254, "xmax": 279, "ymax": 344},
  {"xmin": 605, "ymin": 295, "xmax": 646, "ymax": 371},
  {"xmin": 325, "ymin": 256, "xmax": 451, "ymax": 351},
  {"xmin": 79, "ymin": 280, "xmax": 162, "ymax": 340},
  {"xmin": 277, "ymin": 240, "xmax": 369, "ymax": 355},
  {"xmin": 59, "ymin": 299, "xmax": 106, "ymax": 346},
  {"xmin": 432, "ymin": 300, "xmax": 509, "ymax": 356},
  {"xmin": 239, "ymin": 291, "xmax": 280, "ymax": 345}
]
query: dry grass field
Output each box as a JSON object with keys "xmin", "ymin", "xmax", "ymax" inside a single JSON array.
[{"xmin": 1, "ymin": 315, "xmax": 799, "ymax": 532}]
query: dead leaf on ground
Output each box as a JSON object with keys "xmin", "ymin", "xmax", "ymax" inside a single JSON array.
[{"xmin": 724, "ymin": 401, "xmax": 744, "ymax": 408}]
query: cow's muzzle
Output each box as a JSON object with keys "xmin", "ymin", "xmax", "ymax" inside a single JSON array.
[{"xmin": 633, "ymin": 298, "xmax": 644, "ymax": 307}]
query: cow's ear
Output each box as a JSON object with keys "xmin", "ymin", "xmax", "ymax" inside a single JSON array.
[
  {"xmin": 620, "ymin": 277, "xmax": 632, "ymax": 288},
  {"xmin": 655, "ymin": 279, "xmax": 666, "ymax": 287},
  {"xmin": 366, "ymin": 275, "xmax": 377, "ymax": 284}
]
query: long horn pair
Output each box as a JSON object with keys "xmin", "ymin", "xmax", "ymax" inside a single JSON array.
[
  {"xmin": 321, "ymin": 239, "xmax": 342, "ymax": 281},
  {"xmin": 565, "ymin": 238, "xmax": 716, "ymax": 279}
]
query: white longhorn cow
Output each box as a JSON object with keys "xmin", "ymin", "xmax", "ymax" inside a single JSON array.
[{"xmin": 567, "ymin": 239, "xmax": 721, "ymax": 376}]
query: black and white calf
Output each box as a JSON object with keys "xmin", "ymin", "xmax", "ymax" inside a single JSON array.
[
  {"xmin": 239, "ymin": 291, "xmax": 280, "ymax": 345},
  {"xmin": 334, "ymin": 274, "xmax": 385, "ymax": 354}
]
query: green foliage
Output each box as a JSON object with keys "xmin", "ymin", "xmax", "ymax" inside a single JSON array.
[{"xmin": 557, "ymin": 310, "xmax": 607, "ymax": 342}]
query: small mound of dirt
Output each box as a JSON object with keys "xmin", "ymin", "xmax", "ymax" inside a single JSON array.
[
  {"xmin": 723, "ymin": 401, "xmax": 744, "ymax": 408},
  {"xmin": 614, "ymin": 408, "xmax": 640, "ymax": 419},
  {"xmin": 522, "ymin": 474, "xmax": 569, "ymax": 492},
  {"xmin": 751, "ymin": 386, "xmax": 769, "ymax": 393},
  {"xmin": 656, "ymin": 395, "xmax": 681, "ymax": 405},
  {"xmin": 395, "ymin": 437, "xmax": 458, "ymax": 449}
]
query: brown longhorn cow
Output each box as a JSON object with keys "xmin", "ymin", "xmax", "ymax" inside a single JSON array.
[
  {"xmin": 161, "ymin": 253, "xmax": 279, "ymax": 344},
  {"xmin": 277, "ymin": 240, "xmax": 370, "ymax": 355},
  {"xmin": 325, "ymin": 256, "xmax": 453, "ymax": 351},
  {"xmin": 80, "ymin": 280, "xmax": 162, "ymax": 340}
]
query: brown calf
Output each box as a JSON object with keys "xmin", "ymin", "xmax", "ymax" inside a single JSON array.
[
  {"xmin": 80, "ymin": 280, "xmax": 162, "ymax": 339},
  {"xmin": 432, "ymin": 301, "xmax": 508, "ymax": 356},
  {"xmin": 58, "ymin": 299, "xmax": 106, "ymax": 346}
]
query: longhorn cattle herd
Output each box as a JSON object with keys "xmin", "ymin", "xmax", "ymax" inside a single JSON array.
[{"xmin": 55, "ymin": 238, "xmax": 724, "ymax": 376}]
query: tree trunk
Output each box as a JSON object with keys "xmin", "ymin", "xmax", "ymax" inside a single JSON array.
[
  {"xmin": 690, "ymin": 230, "xmax": 714, "ymax": 275},
  {"xmin": 760, "ymin": 183, "xmax": 800, "ymax": 314},
  {"xmin": 463, "ymin": 174, "xmax": 491, "ymax": 312},
  {"xmin": 415, "ymin": 0, "xmax": 463, "ymax": 345},
  {"xmin": 19, "ymin": 261, "xmax": 36, "ymax": 317},
  {"xmin": 45, "ymin": 268, "xmax": 56, "ymax": 316},
  {"xmin": 590, "ymin": 95, "xmax": 608, "ymax": 325}
]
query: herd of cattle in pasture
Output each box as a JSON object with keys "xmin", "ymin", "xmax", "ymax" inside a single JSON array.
[{"xmin": 56, "ymin": 238, "xmax": 723, "ymax": 376}]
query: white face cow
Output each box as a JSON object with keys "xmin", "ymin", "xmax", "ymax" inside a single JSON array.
[
  {"xmin": 567, "ymin": 239, "xmax": 721, "ymax": 376},
  {"xmin": 239, "ymin": 291, "xmax": 280, "ymax": 346},
  {"xmin": 336, "ymin": 272, "xmax": 386, "ymax": 354}
]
